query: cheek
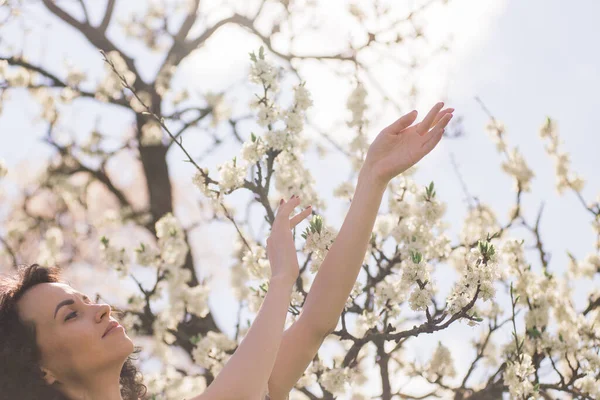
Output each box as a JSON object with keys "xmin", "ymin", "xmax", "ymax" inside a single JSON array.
[
  {"xmin": 51, "ymin": 323, "xmax": 106, "ymax": 370},
  {"xmin": 56, "ymin": 322, "xmax": 103, "ymax": 354}
]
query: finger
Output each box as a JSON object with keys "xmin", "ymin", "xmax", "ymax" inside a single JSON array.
[
  {"xmin": 276, "ymin": 195, "xmax": 301, "ymax": 219},
  {"xmin": 431, "ymin": 112, "xmax": 453, "ymax": 133},
  {"xmin": 432, "ymin": 108, "xmax": 454, "ymax": 127},
  {"xmin": 416, "ymin": 102, "xmax": 445, "ymax": 136},
  {"xmin": 290, "ymin": 206, "xmax": 312, "ymax": 228},
  {"xmin": 420, "ymin": 113, "xmax": 451, "ymax": 153},
  {"xmin": 386, "ymin": 109, "xmax": 419, "ymax": 135}
]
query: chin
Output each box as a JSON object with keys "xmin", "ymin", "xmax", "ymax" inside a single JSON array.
[{"xmin": 103, "ymin": 329, "xmax": 135, "ymax": 354}]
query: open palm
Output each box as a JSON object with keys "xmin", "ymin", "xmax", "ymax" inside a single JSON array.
[{"xmin": 364, "ymin": 102, "xmax": 454, "ymax": 184}]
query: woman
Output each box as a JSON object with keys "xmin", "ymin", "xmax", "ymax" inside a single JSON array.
[{"xmin": 0, "ymin": 103, "xmax": 453, "ymax": 400}]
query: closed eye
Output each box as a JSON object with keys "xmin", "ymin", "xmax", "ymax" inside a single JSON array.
[
  {"xmin": 64, "ymin": 295, "xmax": 93, "ymax": 321},
  {"xmin": 65, "ymin": 311, "xmax": 77, "ymax": 321}
]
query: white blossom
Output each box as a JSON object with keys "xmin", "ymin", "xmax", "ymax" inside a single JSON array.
[
  {"xmin": 205, "ymin": 91, "xmax": 231, "ymax": 127},
  {"xmin": 37, "ymin": 226, "xmax": 64, "ymax": 266},
  {"xmin": 242, "ymin": 244, "xmax": 270, "ymax": 280},
  {"xmin": 184, "ymin": 284, "xmax": 211, "ymax": 318},
  {"xmin": 332, "ymin": 181, "xmax": 355, "ymax": 201},
  {"xmin": 354, "ymin": 309, "xmax": 379, "ymax": 337},
  {"xmin": 575, "ymin": 373, "xmax": 600, "ymax": 398},
  {"xmin": 140, "ymin": 120, "xmax": 163, "ymax": 146},
  {"xmin": 408, "ymin": 282, "xmax": 434, "ymax": 311},
  {"xmin": 217, "ymin": 158, "xmax": 247, "ymax": 193},
  {"xmin": 427, "ymin": 342, "xmax": 456, "ymax": 378},
  {"xmin": 240, "ymin": 136, "xmax": 267, "ymax": 165},
  {"xmin": 155, "ymin": 212, "xmax": 189, "ymax": 269},
  {"xmin": 156, "ymin": 65, "xmax": 175, "ymax": 96},
  {"xmin": 6, "ymin": 66, "xmax": 30, "ymax": 86},
  {"xmin": 134, "ymin": 242, "xmax": 160, "ymax": 267},
  {"xmin": 105, "ymin": 50, "xmax": 136, "ymax": 86},
  {"xmin": 539, "ymin": 117, "xmax": 586, "ymax": 194},
  {"xmin": 347, "ymin": 82, "xmax": 368, "ymax": 127},
  {"xmin": 192, "ymin": 331, "xmax": 237, "ymax": 376},
  {"xmin": 283, "ymin": 108, "xmax": 304, "ymax": 134},
  {"xmin": 249, "ymin": 57, "xmax": 279, "ymax": 93},
  {"xmin": 65, "ymin": 64, "xmax": 86, "ymax": 87},
  {"xmin": 485, "ymin": 119, "xmax": 507, "ymax": 152},
  {"xmin": 100, "ymin": 237, "xmax": 130, "ymax": 278},
  {"xmin": 503, "ymin": 354, "xmax": 536, "ymax": 399},
  {"xmin": 569, "ymin": 252, "xmax": 600, "ymax": 278},
  {"xmin": 130, "ymin": 90, "xmax": 153, "ymax": 113},
  {"xmin": 320, "ymin": 366, "xmax": 351, "ymax": 395},
  {"xmin": 263, "ymin": 128, "xmax": 289, "ymax": 151},
  {"xmin": 293, "ymin": 83, "xmax": 313, "ymax": 111},
  {"xmin": 501, "ymin": 148, "xmax": 535, "ymax": 192},
  {"xmin": 252, "ymin": 99, "xmax": 280, "ymax": 127},
  {"xmin": 459, "ymin": 203, "xmax": 500, "ymax": 244},
  {"xmin": 303, "ymin": 217, "xmax": 337, "ymax": 273}
]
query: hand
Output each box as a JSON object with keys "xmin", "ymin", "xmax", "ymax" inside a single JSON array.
[
  {"xmin": 363, "ymin": 102, "xmax": 454, "ymax": 185},
  {"xmin": 266, "ymin": 195, "xmax": 312, "ymax": 286}
]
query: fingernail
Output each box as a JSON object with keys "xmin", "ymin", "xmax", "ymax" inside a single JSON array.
[{"xmin": 280, "ymin": 199, "xmax": 284, "ymax": 204}]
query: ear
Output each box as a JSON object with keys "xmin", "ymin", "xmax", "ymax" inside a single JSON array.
[{"xmin": 40, "ymin": 367, "xmax": 58, "ymax": 385}]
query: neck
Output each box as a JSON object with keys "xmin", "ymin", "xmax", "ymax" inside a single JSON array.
[{"xmin": 57, "ymin": 368, "xmax": 124, "ymax": 400}]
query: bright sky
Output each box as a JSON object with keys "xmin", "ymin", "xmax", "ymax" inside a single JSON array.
[{"xmin": 1, "ymin": 0, "xmax": 599, "ymax": 398}]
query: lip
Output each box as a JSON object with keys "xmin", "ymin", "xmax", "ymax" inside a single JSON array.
[{"xmin": 102, "ymin": 321, "xmax": 122, "ymax": 338}]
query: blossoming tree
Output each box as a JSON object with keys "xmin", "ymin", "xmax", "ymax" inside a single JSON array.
[{"xmin": 0, "ymin": 1, "xmax": 599, "ymax": 399}]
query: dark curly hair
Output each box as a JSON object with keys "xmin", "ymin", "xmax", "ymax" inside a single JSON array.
[{"xmin": 0, "ymin": 263, "xmax": 148, "ymax": 400}]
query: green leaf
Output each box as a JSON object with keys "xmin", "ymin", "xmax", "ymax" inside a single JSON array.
[
  {"xmin": 259, "ymin": 46, "xmax": 265, "ymax": 60},
  {"xmin": 135, "ymin": 242, "xmax": 146, "ymax": 253},
  {"xmin": 249, "ymin": 52, "xmax": 257, "ymax": 62},
  {"xmin": 251, "ymin": 132, "xmax": 257, "ymax": 142},
  {"xmin": 190, "ymin": 334, "xmax": 201, "ymax": 345},
  {"xmin": 409, "ymin": 249, "xmax": 423, "ymax": 264},
  {"xmin": 526, "ymin": 327, "xmax": 542, "ymax": 338}
]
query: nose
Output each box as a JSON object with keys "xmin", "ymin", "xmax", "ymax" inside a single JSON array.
[{"xmin": 95, "ymin": 302, "xmax": 112, "ymax": 322}]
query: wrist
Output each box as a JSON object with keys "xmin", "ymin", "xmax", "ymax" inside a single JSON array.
[
  {"xmin": 269, "ymin": 275, "xmax": 296, "ymax": 289},
  {"xmin": 358, "ymin": 165, "xmax": 388, "ymax": 193}
]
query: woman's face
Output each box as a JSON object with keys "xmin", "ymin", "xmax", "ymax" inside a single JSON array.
[{"xmin": 16, "ymin": 282, "xmax": 134, "ymax": 386}]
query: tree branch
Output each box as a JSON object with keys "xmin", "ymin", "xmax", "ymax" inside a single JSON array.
[
  {"xmin": 77, "ymin": 0, "xmax": 90, "ymax": 23},
  {"xmin": 1, "ymin": 56, "xmax": 129, "ymax": 108},
  {"xmin": 98, "ymin": 0, "xmax": 116, "ymax": 33},
  {"xmin": 40, "ymin": 0, "xmax": 146, "ymax": 89}
]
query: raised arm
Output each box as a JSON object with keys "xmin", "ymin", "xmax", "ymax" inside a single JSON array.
[
  {"xmin": 299, "ymin": 102, "xmax": 454, "ymax": 334},
  {"xmin": 265, "ymin": 103, "xmax": 454, "ymax": 399},
  {"xmin": 192, "ymin": 196, "xmax": 312, "ymax": 400},
  {"xmin": 195, "ymin": 276, "xmax": 292, "ymax": 400}
]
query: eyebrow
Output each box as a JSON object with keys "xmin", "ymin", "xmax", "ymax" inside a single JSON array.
[{"xmin": 54, "ymin": 294, "xmax": 88, "ymax": 320}]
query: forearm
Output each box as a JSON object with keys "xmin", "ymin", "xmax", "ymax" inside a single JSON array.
[
  {"xmin": 205, "ymin": 276, "xmax": 293, "ymax": 399},
  {"xmin": 301, "ymin": 168, "xmax": 387, "ymax": 335}
]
